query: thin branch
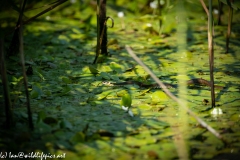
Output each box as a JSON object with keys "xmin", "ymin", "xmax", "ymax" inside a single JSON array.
[
  {"xmin": 19, "ymin": 3, "xmax": 34, "ymax": 129},
  {"xmin": 5, "ymin": 0, "xmax": 68, "ymax": 37},
  {"xmin": 199, "ymin": 0, "xmax": 209, "ymax": 16},
  {"xmin": 24, "ymin": 0, "xmax": 67, "ymax": 25},
  {"xmin": 125, "ymin": 45, "xmax": 223, "ymax": 140},
  {"xmin": 0, "ymin": 39, "xmax": 13, "ymax": 128},
  {"xmin": 93, "ymin": 0, "xmax": 101, "ymax": 64},
  {"xmin": 25, "ymin": 0, "xmax": 63, "ymax": 12}
]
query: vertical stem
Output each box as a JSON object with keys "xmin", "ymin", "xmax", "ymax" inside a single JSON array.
[
  {"xmin": 93, "ymin": 0, "xmax": 100, "ymax": 64},
  {"xmin": 0, "ymin": 39, "xmax": 13, "ymax": 129},
  {"xmin": 93, "ymin": 0, "xmax": 107, "ymax": 64},
  {"xmin": 226, "ymin": 6, "xmax": 233, "ymax": 53},
  {"xmin": 8, "ymin": 0, "xmax": 28, "ymax": 56},
  {"xmin": 157, "ymin": 0, "xmax": 162, "ymax": 35},
  {"xmin": 208, "ymin": 0, "xmax": 215, "ymax": 108},
  {"xmin": 19, "ymin": 1, "xmax": 34, "ymax": 129},
  {"xmin": 217, "ymin": 0, "xmax": 222, "ymax": 25},
  {"xmin": 99, "ymin": 0, "xmax": 107, "ymax": 55},
  {"xmin": 19, "ymin": 23, "xmax": 33, "ymax": 130}
]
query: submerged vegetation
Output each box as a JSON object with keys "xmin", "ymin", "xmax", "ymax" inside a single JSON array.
[{"xmin": 1, "ymin": 0, "xmax": 240, "ymax": 159}]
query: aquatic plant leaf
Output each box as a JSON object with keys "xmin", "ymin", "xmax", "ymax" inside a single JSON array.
[
  {"xmin": 151, "ymin": 91, "xmax": 169, "ymax": 104},
  {"xmin": 70, "ymin": 132, "xmax": 86, "ymax": 145},
  {"xmin": 89, "ymin": 66, "xmax": 99, "ymax": 74},
  {"xmin": 110, "ymin": 62, "xmax": 123, "ymax": 73},
  {"xmin": 121, "ymin": 93, "xmax": 132, "ymax": 108},
  {"xmin": 96, "ymin": 90, "xmax": 112, "ymax": 100},
  {"xmin": 62, "ymin": 77, "xmax": 72, "ymax": 84}
]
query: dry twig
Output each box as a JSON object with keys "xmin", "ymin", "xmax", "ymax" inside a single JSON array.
[{"xmin": 125, "ymin": 45, "xmax": 223, "ymax": 140}]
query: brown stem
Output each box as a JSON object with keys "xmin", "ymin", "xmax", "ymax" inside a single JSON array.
[
  {"xmin": 93, "ymin": 0, "xmax": 108, "ymax": 64},
  {"xmin": 99, "ymin": 0, "xmax": 107, "ymax": 55},
  {"xmin": 226, "ymin": 6, "xmax": 233, "ymax": 53},
  {"xmin": 208, "ymin": 0, "xmax": 215, "ymax": 108},
  {"xmin": 199, "ymin": 0, "xmax": 209, "ymax": 16},
  {"xmin": 217, "ymin": 0, "xmax": 223, "ymax": 25},
  {"xmin": 7, "ymin": 0, "xmax": 28, "ymax": 56},
  {"xmin": 0, "ymin": 39, "xmax": 13, "ymax": 129},
  {"xmin": 19, "ymin": 3, "xmax": 34, "ymax": 129}
]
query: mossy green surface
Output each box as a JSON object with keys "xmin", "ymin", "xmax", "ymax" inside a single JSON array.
[{"xmin": 1, "ymin": 0, "xmax": 240, "ymax": 159}]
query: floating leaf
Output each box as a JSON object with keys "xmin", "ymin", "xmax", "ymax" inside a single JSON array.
[
  {"xmin": 125, "ymin": 136, "xmax": 147, "ymax": 146},
  {"xmin": 37, "ymin": 111, "xmax": 47, "ymax": 122},
  {"xmin": 89, "ymin": 66, "xmax": 99, "ymax": 74},
  {"xmin": 35, "ymin": 69, "xmax": 45, "ymax": 80},
  {"xmin": 147, "ymin": 119, "xmax": 169, "ymax": 129},
  {"xmin": 57, "ymin": 86, "xmax": 71, "ymax": 96},
  {"xmin": 100, "ymin": 72, "xmax": 111, "ymax": 80},
  {"xmin": 44, "ymin": 90, "xmax": 52, "ymax": 96},
  {"xmin": 229, "ymin": 114, "xmax": 240, "ymax": 121},
  {"xmin": 107, "ymin": 39, "xmax": 118, "ymax": 46},
  {"xmin": 116, "ymin": 90, "xmax": 128, "ymax": 97},
  {"xmin": 110, "ymin": 75, "xmax": 120, "ymax": 81},
  {"xmin": 135, "ymin": 65, "xmax": 146, "ymax": 74},
  {"xmin": 30, "ymin": 90, "xmax": 39, "ymax": 99},
  {"xmin": 98, "ymin": 65, "xmax": 112, "ymax": 72},
  {"xmin": 30, "ymin": 85, "xmax": 43, "ymax": 99},
  {"xmin": 60, "ymin": 119, "xmax": 73, "ymax": 130},
  {"xmin": 96, "ymin": 90, "xmax": 112, "ymax": 100},
  {"xmin": 43, "ymin": 117, "xmax": 58, "ymax": 126},
  {"xmin": 47, "ymin": 62, "xmax": 57, "ymax": 68},
  {"xmin": 138, "ymin": 103, "xmax": 152, "ymax": 110},
  {"xmin": 36, "ymin": 121, "xmax": 52, "ymax": 134},
  {"xmin": 137, "ymin": 88, "xmax": 151, "ymax": 96},
  {"xmin": 110, "ymin": 62, "xmax": 122, "ymax": 73},
  {"xmin": 70, "ymin": 132, "xmax": 85, "ymax": 145},
  {"xmin": 54, "ymin": 130, "xmax": 68, "ymax": 140},
  {"xmin": 96, "ymin": 55, "xmax": 108, "ymax": 63},
  {"xmin": 62, "ymin": 77, "xmax": 72, "ymax": 84},
  {"xmin": 151, "ymin": 91, "xmax": 169, "ymax": 104}
]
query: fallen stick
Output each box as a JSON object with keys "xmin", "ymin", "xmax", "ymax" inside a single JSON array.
[{"xmin": 125, "ymin": 45, "xmax": 224, "ymax": 141}]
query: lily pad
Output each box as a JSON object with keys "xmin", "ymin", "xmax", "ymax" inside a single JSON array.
[{"xmin": 151, "ymin": 90, "xmax": 169, "ymax": 104}]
